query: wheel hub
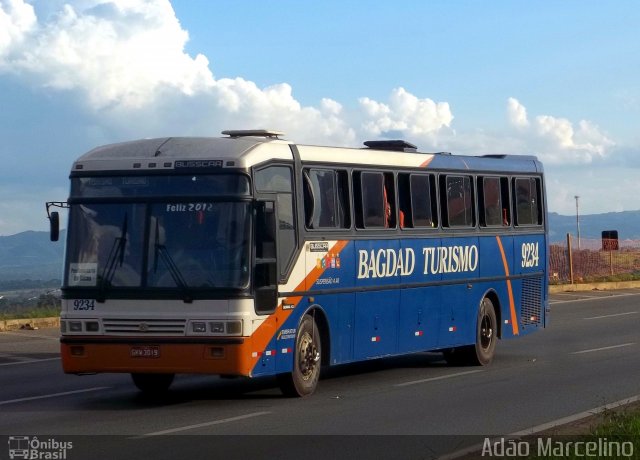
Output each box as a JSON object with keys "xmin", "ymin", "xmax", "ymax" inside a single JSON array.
[
  {"xmin": 298, "ymin": 332, "xmax": 319, "ymax": 381},
  {"xmin": 480, "ymin": 314, "xmax": 493, "ymax": 350}
]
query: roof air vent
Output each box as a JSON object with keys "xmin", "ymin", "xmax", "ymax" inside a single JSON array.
[
  {"xmin": 222, "ymin": 129, "xmax": 284, "ymax": 139},
  {"xmin": 363, "ymin": 140, "xmax": 418, "ymax": 152}
]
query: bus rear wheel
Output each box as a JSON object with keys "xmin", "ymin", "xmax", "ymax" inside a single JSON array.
[
  {"xmin": 443, "ymin": 297, "xmax": 497, "ymax": 366},
  {"xmin": 277, "ymin": 315, "xmax": 322, "ymax": 397},
  {"xmin": 131, "ymin": 373, "xmax": 175, "ymax": 395}
]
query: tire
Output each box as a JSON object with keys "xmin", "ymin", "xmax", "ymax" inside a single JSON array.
[
  {"xmin": 277, "ymin": 315, "xmax": 322, "ymax": 397},
  {"xmin": 443, "ymin": 297, "xmax": 497, "ymax": 366},
  {"xmin": 131, "ymin": 373, "xmax": 175, "ymax": 395}
]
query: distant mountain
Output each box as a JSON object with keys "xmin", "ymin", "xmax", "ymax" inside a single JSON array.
[
  {"xmin": 548, "ymin": 211, "xmax": 640, "ymax": 242},
  {"xmin": 0, "ymin": 230, "xmax": 65, "ymax": 282}
]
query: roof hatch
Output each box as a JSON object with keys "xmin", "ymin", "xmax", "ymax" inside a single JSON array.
[
  {"xmin": 222, "ymin": 129, "xmax": 284, "ymax": 139},
  {"xmin": 363, "ymin": 140, "xmax": 418, "ymax": 152}
]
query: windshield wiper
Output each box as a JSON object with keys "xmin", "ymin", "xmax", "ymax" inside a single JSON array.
[
  {"xmin": 153, "ymin": 221, "xmax": 193, "ymax": 303},
  {"xmin": 97, "ymin": 213, "xmax": 128, "ymax": 302}
]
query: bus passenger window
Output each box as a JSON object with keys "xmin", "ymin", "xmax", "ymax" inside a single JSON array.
[
  {"xmin": 443, "ymin": 175, "xmax": 474, "ymax": 227},
  {"xmin": 304, "ymin": 169, "xmax": 350, "ymax": 229},
  {"xmin": 480, "ymin": 177, "xmax": 510, "ymax": 227},
  {"xmin": 514, "ymin": 177, "xmax": 542, "ymax": 226},
  {"xmin": 362, "ymin": 173, "xmax": 384, "ymax": 227},
  {"xmin": 383, "ymin": 174, "xmax": 396, "ymax": 228},
  {"xmin": 410, "ymin": 174, "xmax": 436, "ymax": 228}
]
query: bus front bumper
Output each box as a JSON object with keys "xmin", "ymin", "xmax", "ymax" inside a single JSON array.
[{"xmin": 60, "ymin": 336, "xmax": 255, "ymax": 376}]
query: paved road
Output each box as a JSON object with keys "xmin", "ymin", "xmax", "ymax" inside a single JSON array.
[{"xmin": 1, "ymin": 289, "xmax": 639, "ymax": 459}]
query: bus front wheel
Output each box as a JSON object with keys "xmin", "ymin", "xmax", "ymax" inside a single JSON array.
[
  {"xmin": 443, "ymin": 297, "xmax": 497, "ymax": 366},
  {"xmin": 277, "ymin": 315, "xmax": 322, "ymax": 397},
  {"xmin": 131, "ymin": 373, "xmax": 175, "ymax": 394}
]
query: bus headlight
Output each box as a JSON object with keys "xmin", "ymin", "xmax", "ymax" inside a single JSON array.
[
  {"xmin": 210, "ymin": 322, "xmax": 225, "ymax": 333},
  {"xmin": 62, "ymin": 319, "xmax": 102, "ymax": 334},
  {"xmin": 85, "ymin": 321, "xmax": 100, "ymax": 332},
  {"xmin": 188, "ymin": 320, "xmax": 243, "ymax": 336},
  {"xmin": 192, "ymin": 322, "xmax": 207, "ymax": 333}
]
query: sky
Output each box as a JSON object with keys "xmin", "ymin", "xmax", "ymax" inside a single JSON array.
[{"xmin": 0, "ymin": 0, "xmax": 639, "ymax": 236}]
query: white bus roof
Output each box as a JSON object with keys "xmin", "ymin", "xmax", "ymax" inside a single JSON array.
[{"xmin": 71, "ymin": 131, "xmax": 541, "ymax": 174}]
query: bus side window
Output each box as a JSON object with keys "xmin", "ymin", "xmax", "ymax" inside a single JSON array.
[
  {"xmin": 514, "ymin": 177, "xmax": 542, "ymax": 226},
  {"xmin": 398, "ymin": 174, "xmax": 412, "ymax": 228},
  {"xmin": 358, "ymin": 172, "xmax": 384, "ymax": 228},
  {"xmin": 335, "ymin": 170, "xmax": 351, "ymax": 229},
  {"xmin": 411, "ymin": 174, "xmax": 436, "ymax": 228},
  {"xmin": 383, "ymin": 173, "xmax": 396, "ymax": 228},
  {"xmin": 304, "ymin": 169, "xmax": 351, "ymax": 229},
  {"xmin": 480, "ymin": 176, "xmax": 510, "ymax": 227},
  {"xmin": 355, "ymin": 171, "xmax": 395, "ymax": 229},
  {"xmin": 442, "ymin": 175, "xmax": 475, "ymax": 228}
]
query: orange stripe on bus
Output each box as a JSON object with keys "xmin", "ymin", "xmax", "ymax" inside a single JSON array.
[
  {"xmin": 495, "ymin": 236, "xmax": 519, "ymax": 336},
  {"xmin": 244, "ymin": 240, "xmax": 350, "ymax": 374},
  {"xmin": 420, "ymin": 157, "xmax": 434, "ymax": 168}
]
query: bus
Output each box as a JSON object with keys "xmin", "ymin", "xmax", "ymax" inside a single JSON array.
[{"xmin": 47, "ymin": 130, "xmax": 548, "ymax": 397}]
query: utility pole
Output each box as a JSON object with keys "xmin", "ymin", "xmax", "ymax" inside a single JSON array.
[{"xmin": 575, "ymin": 195, "xmax": 581, "ymax": 250}]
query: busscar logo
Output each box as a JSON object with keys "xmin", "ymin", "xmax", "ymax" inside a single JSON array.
[
  {"xmin": 8, "ymin": 436, "xmax": 73, "ymax": 459},
  {"xmin": 308, "ymin": 242, "xmax": 329, "ymax": 253}
]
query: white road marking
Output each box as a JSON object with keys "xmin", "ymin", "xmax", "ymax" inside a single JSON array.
[
  {"xmin": 571, "ymin": 343, "xmax": 635, "ymax": 355},
  {"xmin": 0, "ymin": 357, "xmax": 60, "ymax": 367},
  {"xmin": 394, "ymin": 370, "xmax": 483, "ymax": 387},
  {"xmin": 0, "ymin": 387, "xmax": 110, "ymax": 406},
  {"xmin": 139, "ymin": 411, "xmax": 271, "ymax": 436},
  {"xmin": 441, "ymin": 394, "xmax": 640, "ymax": 459},
  {"xmin": 584, "ymin": 311, "xmax": 638, "ymax": 320},
  {"xmin": 550, "ymin": 292, "xmax": 640, "ymax": 305}
]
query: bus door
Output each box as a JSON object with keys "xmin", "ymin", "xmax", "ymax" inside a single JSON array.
[{"xmin": 353, "ymin": 239, "xmax": 400, "ymax": 359}]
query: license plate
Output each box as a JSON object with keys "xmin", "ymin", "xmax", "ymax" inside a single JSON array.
[{"xmin": 130, "ymin": 346, "xmax": 160, "ymax": 358}]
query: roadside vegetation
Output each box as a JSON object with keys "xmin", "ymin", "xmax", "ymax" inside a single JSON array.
[
  {"xmin": 518, "ymin": 406, "xmax": 640, "ymax": 460},
  {"xmin": 0, "ymin": 305, "xmax": 61, "ymax": 321},
  {"xmin": 0, "ymin": 289, "xmax": 61, "ymax": 320}
]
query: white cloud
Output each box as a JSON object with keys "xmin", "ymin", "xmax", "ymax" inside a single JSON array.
[
  {"xmin": 0, "ymin": 0, "xmax": 214, "ymax": 108},
  {"xmin": 0, "ymin": 0, "xmax": 36, "ymax": 56},
  {"xmin": 507, "ymin": 97, "xmax": 529, "ymax": 128},
  {"xmin": 359, "ymin": 87, "xmax": 453, "ymax": 139},
  {"xmin": 504, "ymin": 98, "xmax": 615, "ymax": 165}
]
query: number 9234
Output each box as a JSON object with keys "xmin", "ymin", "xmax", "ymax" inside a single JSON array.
[
  {"xmin": 521, "ymin": 242, "xmax": 540, "ymax": 268},
  {"xmin": 73, "ymin": 299, "xmax": 96, "ymax": 311}
]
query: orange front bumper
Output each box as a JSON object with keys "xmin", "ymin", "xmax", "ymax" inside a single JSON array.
[{"xmin": 60, "ymin": 337, "xmax": 256, "ymax": 376}]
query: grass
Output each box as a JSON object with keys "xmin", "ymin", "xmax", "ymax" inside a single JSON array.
[
  {"xmin": 0, "ymin": 306, "xmax": 60, "ymax": 321},
  {"xmin": 514, "ymin": 407, "xmax": 640, "ymax": 459}
]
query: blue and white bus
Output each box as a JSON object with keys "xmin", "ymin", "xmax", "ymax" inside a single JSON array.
[{"xmin": 48, "ymin": 130, "xmax": 548, "ymax": 396}]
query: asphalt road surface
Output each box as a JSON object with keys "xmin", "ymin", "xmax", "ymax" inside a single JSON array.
[{"xmin": 1, "ymin": 289, "xmax": 639, "ymax": 459}]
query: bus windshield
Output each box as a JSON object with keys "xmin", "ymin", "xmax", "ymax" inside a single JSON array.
[{"xmin": 65, "ymin": 178, "xmax": 251, "ymax": 292}]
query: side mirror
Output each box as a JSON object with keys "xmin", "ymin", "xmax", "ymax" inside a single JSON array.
[{"xmin": 50, "ymin": 211, "xmax": 60, "ymax": 242}]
